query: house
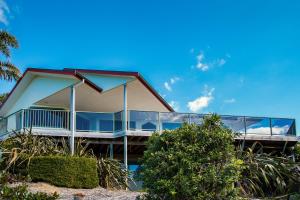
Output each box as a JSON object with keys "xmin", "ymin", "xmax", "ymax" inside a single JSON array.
[{"xmin": 0, "ymin": 68, "xmax": 298, "ymax": 168}]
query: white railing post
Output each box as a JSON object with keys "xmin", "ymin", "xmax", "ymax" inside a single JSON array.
[
  {"xmin": 21, "ymin": 109, "xmax": 24, "ymax": 132},
  {"xmin": 123, "ymin": 84, "xmax": 128, "ymax": 169},
  {"xmin": 158, "ymin": 112, "xmax": 161, "ymax": 133},
  {"xmin": 70, "ymin": 85, "xmax": 76, "ymax": 155}
]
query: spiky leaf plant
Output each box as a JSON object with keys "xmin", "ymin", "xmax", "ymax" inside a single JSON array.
[
  {"xmin": 0, "ymin": 130, "xmax": 63, "ymax": 172},
  {"xmin": 0, "ymin": 130, "xmax": 133, "ymax": 190},
  {"xmin": 237, "ymin": 142, "xmax": 300, "ymax": 198},
  {"xmin": 97, "ymin": 157, "xmax": 130, "ymax": 189}
]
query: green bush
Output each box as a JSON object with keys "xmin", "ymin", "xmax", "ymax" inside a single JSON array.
[
  {"xmin": 138, "ymin": 114, "xmax": 242, "ymax": 200},
  {"xmin": 29, "ymin": 156, "xmax": 99, "ymax": 189},
  {"xmin": 0, "ymin": 184, "xmax": 59, "ymax": 200}
]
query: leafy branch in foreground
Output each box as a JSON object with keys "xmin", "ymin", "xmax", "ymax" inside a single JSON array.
[{"xmin": 0, "ymin": 184, "xmax": 59, "ymax": 200}]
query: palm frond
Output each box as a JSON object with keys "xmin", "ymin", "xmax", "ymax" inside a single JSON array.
[
  {"xmin": 0, "ymin": 61, "xmax": 20, "ymax": 81},
  {"xmin": 0, "ymin": 30, "xmax": 18, "ymax": 58}
]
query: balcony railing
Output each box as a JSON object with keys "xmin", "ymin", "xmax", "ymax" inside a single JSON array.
[{"xmin": 0, "ymin": 108, "xmax": 297, "ymax": 137}]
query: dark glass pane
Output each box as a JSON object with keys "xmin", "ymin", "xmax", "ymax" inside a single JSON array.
[{"xmin": 114, "ymin": 111, "xmax": 123, "ymax": 132}]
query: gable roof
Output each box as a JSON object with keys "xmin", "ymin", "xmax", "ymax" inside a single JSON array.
[{"xmin": 0, "ymin": 68, "xmax": 174, "ymax": 113}]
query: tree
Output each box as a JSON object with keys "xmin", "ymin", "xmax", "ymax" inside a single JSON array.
[
  {"xmin": 0, "ymin": 30, "xmax": 20, "ymax": 81},
  {"xmin": 138, "ymin": 114, "xmax": 242, "ymax": 200},
  {"xmin": 0, "ymin": 92, "xmax": 8, "ymax": 105},
  {"xmin": 0, "ymin": 30, "xmax": 20, "ymax": 105}
]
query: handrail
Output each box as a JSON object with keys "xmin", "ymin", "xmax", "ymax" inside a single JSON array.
[{"xmin": 0, "ymin": 108, "xmax": 297, "ymax": 137}]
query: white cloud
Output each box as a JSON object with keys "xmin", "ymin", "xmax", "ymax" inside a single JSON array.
[
  {"xmin": 224, "ymin": 98, "xmax": 236, "ymax": 104},
  {"xmin": 187, "ymin": 86, "xmax": 215, "ymax": 112},
  {"xmin": 195, "ymin": 51, "xmax": 227, "ymax": 71},
  {"xmin": 170, "ymin": 77, "xmax": 180, "ymax": 84},
  {"xmin": 169, "ymin": 101, "xmax": 180, "ymax": 111},
  {"xmin": 164, "ymin": 82, "xmax": 172, "ymax": 91},
  {"xmin": 164, "ymin": 76, "xmax": 181, "ymax": 92},
  {"xmin": 0, "ymin": 0, "xmax": 9, "ymax": 25},
  {"xmin": 196, "ymin": 52, "xmax": 209, "ymax": 71}
]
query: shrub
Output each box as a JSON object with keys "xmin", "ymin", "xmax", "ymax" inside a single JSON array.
[
  {"xmin": 0, "ymin": 184, "xmax": 59, "ymax": 200},
  {"xmin": 29, "ymin": 156, "xmax": 99, "ymax": 189},
  {"xmin": 138, "ymin": 114, "xmax": 242, "ymax": 200},
  {"xmin": 237, "ymin": 143, "xmax": 300, "ymax": 198},
  {"xmin": 0, "ymin": 131, "xmax": 94, "ymax": 173},
  {"xmin": 97, "ymin": 157, "xmax": 130, "ymax": 189}
]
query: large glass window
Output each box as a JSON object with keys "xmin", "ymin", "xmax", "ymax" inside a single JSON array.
[
  {"xmin": 245, "ymin": 117, "xmax": 271, "ymax": 135},
  {"xmin": 189, "ymin": 114, "xmax": 204, "ymax": 125},
  {"xmin": 221, "ymin": 116, "xmax": 245, "ymax": 134},
  {"xmin": 271, "ymin": 118, "xmax": 296, "ymax": 136},
  {"xmin": 129, "ymin": 111, "xmax": 158, "ymax": 131},
  {"xmin": 160, "ymin": 113, "xmax": 189, "ymax": 130},
  {"xmin": 76, "ymin": 112, "xmax": 113, "ymax": 132}
]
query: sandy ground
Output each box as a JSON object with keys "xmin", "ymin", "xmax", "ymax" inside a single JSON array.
[{"xmin": 8, "ymin": 182, "xmax": 142, "ymax": 200}]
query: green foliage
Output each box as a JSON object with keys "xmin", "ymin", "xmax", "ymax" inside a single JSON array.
[
  {"xmin": 97, "ymin": 157, "xmax": 130, "ymax": 189},
  {"xmin": 294, "ymin": 143, "xmax": 300, "ymax": 162},
  {"xmin": 138, "ymin": 114, "xmax": 242, "ymax": 200},
  {"xmin": 237, "ymin": 143, "xmax": 300, "ymax": 198},
  {"xmin": 289, "ymin": 193, "xmax": 300, "ymax": 200},
  {"xmin": 0, "ymin": 92, "xmax": 8, "ymax": 105},
  {"xmin": 0, "ymin": 171, "xmax": 31, "ymax": 185},
  {"xmin": 0, "ymin": 131, "xmax": 133, "ymax": 190},
  {"xmin": 0, "ymin": 184, "xmax": 59, "ymax": 200},
  {"xmin": 0, "ymin": 30, "xmax": 20, "ymax": 81},
  {"xmin": 29, "ymin": 156, "xmax": 99, "ymax": 189},
  {"xmin": 59, "ymin": 137, "xmax": 95, "ymax": 157},
  {"xmin": 0, "ymin": 131, "xmax": 64, "ymax": 172},
  {"xmin": 0, "ymin": 131, "xmax": 94, "ymax": 173}
]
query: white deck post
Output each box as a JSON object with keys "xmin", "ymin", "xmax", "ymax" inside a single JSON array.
[
  {"xmin": 123, "ymin": 84, "xmax": 128, "ymax": 169},
  {"xmin": 70, "ymin": 85, "xmax": 76, "ymax": 155}
]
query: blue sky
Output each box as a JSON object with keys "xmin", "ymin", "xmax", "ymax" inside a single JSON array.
[{"xmin": 1, "ymin": 0, "xmax": 300, "ymax": 130}]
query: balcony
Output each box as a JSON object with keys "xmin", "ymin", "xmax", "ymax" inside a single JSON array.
[{"xmin": 0, "ymin": 109, "xmax": 297, "ymax": 139}]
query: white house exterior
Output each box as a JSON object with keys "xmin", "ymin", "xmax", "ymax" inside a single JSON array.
[{"xmin": 0, "ymin": 68, "xmax": 297, "ymax": 167}]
